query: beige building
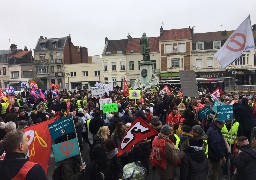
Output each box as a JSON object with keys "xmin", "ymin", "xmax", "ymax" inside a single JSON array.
[
  {"xmin": 8, "ymin": 64, "xmax": 34, "ymax": 87},
  {"xmin": 64, "ymin": 63, "xmax": 102, "ymax": 90}
]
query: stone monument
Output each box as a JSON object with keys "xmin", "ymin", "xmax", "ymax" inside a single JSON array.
[{"xmin": 139, "ymin": 33, "xmax": 154, "ymax": 85}]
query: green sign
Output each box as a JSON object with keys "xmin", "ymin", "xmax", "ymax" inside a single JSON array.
[
  {"xmin": 102, "ymin": 103, "xmax": 118, "ymax": 114},
  {"xmin": 160, "ymin": 72, "xmax": 179, "ymax": 77}
]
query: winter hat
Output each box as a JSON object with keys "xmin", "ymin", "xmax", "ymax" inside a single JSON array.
[
  {"xmin": 192, "ymin": 125, "xmax": 204, "ymax": 135},
  {"xmin": 78, "ymin": 108, "xmax": 83, "ymax": 113},
  {"xmin": 151, "ymin": 116, "xmax": 161, "ymax": 126},
  {"xmin": 160, "ymin": 124, "xmax": 172, "ymax": 135}
]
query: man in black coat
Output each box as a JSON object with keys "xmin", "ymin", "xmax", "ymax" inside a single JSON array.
[
  {"xmin": 232, "ymin": 136, "xmax": 256, "ymax": 180},
  {"xmin": 234, "ymin": 98, "xmax": 254, "ymax": 141},
  {"xmin": 0, "ymin": 130, "xmax": 47, "ymax": 180},
  {"xmin": 207, "ymin": 119, "xmax": 227, "ymax": 180}
]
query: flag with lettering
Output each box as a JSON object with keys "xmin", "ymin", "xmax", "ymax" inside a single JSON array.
[
  {"xmin": 118, "ymin": 117, "xmax": 157, "ymax": 156},
  {"xmin": 215, "ymin": 16, "xmax": 255, "ymax": 68},
  {"xmin": 24, "ymin": 116, "xmax": 58, "ymax": 174},
  {"xmin": 160, "ymin": 85, "xmax": 171, "ymax": 95},
  {"xmin": 210, "ymin": 88, "xmax": 220, "ymax": 101}
]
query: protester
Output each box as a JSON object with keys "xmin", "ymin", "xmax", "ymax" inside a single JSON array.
[
  {"xmin": 207, "ymin": 118, "xmax": 227, "ymax": 180},
  {"xmin": 0, "ymin": 130, "xmax": 47, "ymax": 180},
  {"xmin": 93, "ymin": 126, "xmax": 110, "ymax": 146},
  {"xmin": 180, "ymin": 138, "xmax": 209, "ymax": 180}
]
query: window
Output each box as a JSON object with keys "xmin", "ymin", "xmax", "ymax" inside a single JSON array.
[
  {"xmin": 196, "ymin": 59, "xmax": 203, "ymax": 68},
  {"xmin": 40, "ymin": 54, "xmax": 45, "ymax": 61},
  {"xmin": 120, "ymin": 61, "xmax": 125, "ymax": 71},
  {"xmin": 51, "ymin": 79, "xmax": 55, "ymax": 84},
  {"xmin": 112, "ymin": 77, "xmax": 117, "ymax": 85},
  {"xmin": 234, "ymin": 54, "xmax": 248, "ymax": 65},
  {"xmin": 129, "ymin": 61, "xmax": 134, "ymax": 70},
  {"xmin": 22, "ymin": 71, "xmax": 33, "ymax": 78},
  {"xmin": 94, "ymin": 71, "xmax": 100, "ymax": 76},
  {"xmin": 82, "ymin": 71, "xmax": 88, "ymax": 77},
  {"xmin": 57, "ymin": 65, "xmax": 61, "ymax": 72},
  {"xmin": 112, "ymin": 62, "xmax": 116, "ymax": 71},
  {"xmin": 213, "ymin": 41, "xmax": 221, "ymax": 49},
  {"xmin": 104, "ymin": 62, "xmax": 108, "ymax": 71},
  {"xmin": 152, "ymin": 60, "xmax": 157, "ymax": 69},
  {"xmin": 165, "ymin": 44, "xmax": 173, "ymax": 54},
  {"xmin": 36, "ymin": 66, "xmax": 48, "ymax": 74},
  {"xmin": 50, "ymin": 66, "xmax": 54, "ymax": 74},
  {"xmin": 3, "ymin": 67, "xmax": 6, "ymax": 75},
  {"xmin": 178, "ymin": 43, "xmax": 186, "ymax": 53},
  {"xmin": 56, "ymin": 52, "xmax": 61, "ymax": 59},
  {"xmin": 52, "ymin": 42, "xmax": 57, "ymax": 49},
  {"xmin": 50, "ymin": 52, "xmax": 53, "ymax": 60},
  {"xmin": 57, "ymin": 79, "xmax": 62, "ymax": 87},
  {"xmin": 70, "ymin": 72, "xmax": 76, "ymax": 77},
  {"xmin": 11, "ymin": 71, "xmax": 19, "ymax": 79},
  {"xmin": 196, "ymin": 42, "xmax": 204, "ymax": 50},
  {"xmin": 138, "ymin": 61, "xmax": 141, "ymax": 70},
  {"xmin": 207, "ymin": 57, "xmax": 213, "ymax": 67},
  {"xmin": 171, "ymin": 58, "xmax": 180, "ymax": 68}
]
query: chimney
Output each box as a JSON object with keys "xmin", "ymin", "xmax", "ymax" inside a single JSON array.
[
  {"xmin": 127, "ymin": 33, "xmax": 133, "ymax": 41},
  {"xmin": 105, "ymin": 37, "xmax": 108, "ymax": 44},
  {"xmin": 252, "ymin": 24, "xmax": 256, "ymax": 31},
  {"xmin": 40, "ymin": 36, "xmax": 44, "ymax": 39},
  {"xmin": 45, "ymin": 37, "xmax": 47, "ymax": 39},
  {"xmin": 24, "ymin": 46, "xmax": 28, "ymax": 51},
  {"xmin": 10, "ymin": 44, "xmax": 17, "ymax": 53},
  {"xmin": 160, "ymin": 26, "xmax": 163, "ymax": 36},
  {"xmin": 221, "ymin": 30, "xmax": 227, "ymax": 35}
]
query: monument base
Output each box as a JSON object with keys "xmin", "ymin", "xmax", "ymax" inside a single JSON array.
[{"xmin": 140, "ymin": 61, "xmax": 154, "ymax": 85}]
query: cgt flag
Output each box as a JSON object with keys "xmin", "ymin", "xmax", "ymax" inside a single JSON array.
[
  {"xmin": 24, "ymin": 116, "xmax": 58, "ymax": 174},
  {"xmin": 118, "ymin": 117, "xmax": 157, "ymax": 156},
  {"xmin": 210, "ymin": 88, "xmax": 220, "ymax": 101},
  {"xmin": 215, "ymin": 16, "xmax": 255, "ymax": 68}
]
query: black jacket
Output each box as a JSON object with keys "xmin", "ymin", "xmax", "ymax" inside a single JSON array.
[
  {"xmin": 89, "ymin": 116, "xmax": 104, "ymax": 135},
  {"xmin": 0, "ymin": 152, "xmax": 47, "ymax": 180},
  {"xmin": 233, "ymin": 145, "xmax": 256, "ymax": 180},
  {"xmin": 180, "ymin": 147, "xmax": 209, "ymax": 180},
  {"xmin": 234, "ymin": 104, "xmax": 254, "ymax": 131},
  {"xmin": 207, "ymin": 123, "xmax": 227, "ymax": 161}
]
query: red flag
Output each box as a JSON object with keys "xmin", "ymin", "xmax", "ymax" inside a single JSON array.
[
  {"xmin": 210, "ymin": 88, "xmax": 220, "ymax": 101},
  {"xmin": 161, "ymin": 85, "xmax": 171, "ymax": 95},
  {"xmin": 24, "ymin": 117, "xmax": 58, "ymax": 174},
  {"xmin": 123, "ymin": 79, "xmax": 129, "ymax": 96},
  {"xmin": 29, "ymin": 80, "xmax": 38, "ymax": 89},
  {"xmin": 118, "ymin": 117, "xmax": 157, "ymax": 156},
  {"xmin": 0, "ymin": 88, "xmax": 4, "ymax": 99},
  {"xmin": 66, "ymin": 99, "xmax": 71, "ymax": 114}
]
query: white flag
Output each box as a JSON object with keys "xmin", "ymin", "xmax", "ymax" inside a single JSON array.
[{"xmin": 214, "ymin": 16, "xmax": 255, "ymax": 68}]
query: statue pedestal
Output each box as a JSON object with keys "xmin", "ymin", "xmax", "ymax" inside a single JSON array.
[{"xmin": 140, "ymin": 61, "xmax": 154, "ymax": 85}]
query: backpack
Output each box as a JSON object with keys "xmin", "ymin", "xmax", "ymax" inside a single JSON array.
[
  {"xmin": 52, "ymin": 163, "xmax": 63, "ymax": 180},
  {"xmin": 122, "ymin": 161, "xmax": 147, "ymax": 180}
]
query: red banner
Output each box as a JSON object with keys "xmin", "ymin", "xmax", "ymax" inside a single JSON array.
[
  {"xmin": 66, "ymin": 99, "xmax": 70, "ymax": 115},
  {"xmin": 123, "ymin": 79, "xmax": 129, "ymax": 96},
  {"xmin": 24, "ymin": 117, "xmax": 58, "ymax": 174},
  {"xmin": 118, "ymin": 117, "xmax": 157, "ymax": 156}
]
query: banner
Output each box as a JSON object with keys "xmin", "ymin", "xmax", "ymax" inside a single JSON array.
[
  {"xmin": 24, "ymin": 117, "xmax": 57, "ymax": 174},
  {"xmin": 215, "ymin": 16, "xmax": 255, "ymax": 68},
  {"xmin": 118, "ymin": 117, "xmax": 157, "ymax": 156},
  {"xmin": 48, "ymin": 116, "xmax": 75, "ymax": 140},
  {"xmin": 212, "ymin": 100, "xmax": 223, "ymax": 113},
  {"xmin": 160, "ymin": 85, "xmax": 171, "ymax": 95},
  {"xmin": 66, "ymin": 99, "xmax": 71, "ymax": 114},
  {"xmin": 129, "ymin": 90, "xmax": 141, "ymax": 99},
  {"xmin": 99, "ymin": 98, "xmax": 112, "ymax": 110},
  {"xmin": 210, "ymin": 88, "xmax": 220, "ymax": 101},
  {"xmin": 29, "ymin": 80, "xmax": 38, "ymax": 89},
  {"xmin": 198, "ymin": 106, "xmax": 211, "ymax": 120},
  {"xmin": 123, "ymin": 79, "xmax": 129, "ymax": 96},
  {"xmin": 217, "ymin": 105, "xmax": 233, "ymax": 121},
  {"xmin": 102, "ymin": 103, "xmax": 118, "ymax": 114},
  {"xmin": 52, "ymin": 138, "xmax": 80, "ymax": 162}
]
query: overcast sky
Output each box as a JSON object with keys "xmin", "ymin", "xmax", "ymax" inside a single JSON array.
[{"xmin": 1, "ymin": 0, "xmax": 256, "ymax": 56}]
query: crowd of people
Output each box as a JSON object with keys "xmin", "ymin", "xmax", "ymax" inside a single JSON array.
[{"xmin": 0, "ymin": 86, "xmax": 256, "ymax": 180}]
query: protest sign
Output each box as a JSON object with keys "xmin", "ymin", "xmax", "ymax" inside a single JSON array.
[
  {"xmin": 48, "ymin": 116, "xmax": 75, "ymax": 140},
  {"xmin": 52, "ymin": 138, "xmax": 80, "ymax": 162},
  {"xmin": 102, "ymin": 103, "xmax": 118, "ymax": 114},
  {"xmin": 217, "ymin": 105, "xmax": 233, "ymax": 121},
  {"xmin": 129, "ymin": 90, "xmax": 141, "ymax": 99},
  {"xmin": 199, "ymin": 106, "xmax": 211, "ymax": 120},
  {"xmin": 179, "ymin": 70, "xmax": 198, "ymax": 97},
  {"xmin": 212, "ymin": 100, "xmax": 223, "ymax": 113},
  {"xmin": 99, "ymin": 98, "xmax": 112, "ymax": 110}
]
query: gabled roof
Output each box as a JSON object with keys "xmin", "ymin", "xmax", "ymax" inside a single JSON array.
[
  {"xmin": 35, "ymin": 37, "xmax": 67, "ymax": 50},
  {"xmin": 193, "ymin": 31, "xmax": 233, "ymax": 42},
  {"xmin": 105, "ymin": 39, "xmax": 128, "ymax": 54},
  {"xmin": 12, "ymin": 50, "xmax": 31, "ymax": 58},
  {"xmin": 126, "ymin": 37, "xmax": 159, "ymax": 53},
  {"xmin": 161, "ymin": 28, "xmax": 193, "ymax": 41}
]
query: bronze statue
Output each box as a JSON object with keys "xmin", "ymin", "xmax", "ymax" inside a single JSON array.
[{"xmin": 140, "ymin": 33, "xmax": 150, "ymax": 61}]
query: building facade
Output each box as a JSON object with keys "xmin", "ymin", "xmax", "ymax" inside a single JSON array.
[{"xmin": 34, "ymin": 35, "xmax": 88, "ymax": 89}]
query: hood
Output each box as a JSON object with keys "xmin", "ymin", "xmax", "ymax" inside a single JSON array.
[{"xmin": 184, "ymin": 147, "xmax": 206, "ymax": 163}]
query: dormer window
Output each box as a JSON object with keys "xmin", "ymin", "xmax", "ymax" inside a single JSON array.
[
  {"xmin": 213, "ymin": 41, "xmax": 221, "ymax": 49},
  {"xmin": 196, "ymin": 42, "xmax": 204, "ymax": 50}
]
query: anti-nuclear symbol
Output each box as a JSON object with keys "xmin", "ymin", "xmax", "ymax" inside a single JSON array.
[{"xmin": 60, "ymin": 141, "xmax": 74, "ymax": 158}]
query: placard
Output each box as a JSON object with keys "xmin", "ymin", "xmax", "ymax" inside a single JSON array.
[
  {"xmin": 129, "ymin": 90, "xmax": 141, "ymax": 99},
  {"xmin": 48, "ymin": 116, "xmax": 75, "ymax": 140},
  {"xmin": 99, "ymin": 98, "xmax": 112, "ymax": 110},
  {"xmin": 198, "ymin": 106, "xmax": 211, "ymax": 120},
  {"xmin": 102, "ymin": 103, "xmax": 118, "ymax": 114},
  {"xmin": 217, "ymin": 105, "xmax": 233, "ymax": 121},
  {"xmin": 179, "ymin": 70, "xmax": 198, "ymax": 97}
]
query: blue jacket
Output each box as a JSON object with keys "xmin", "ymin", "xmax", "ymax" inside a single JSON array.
[{"xmin": 206, "ymin": 123, "xmax": 227, "ymax": 161}]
